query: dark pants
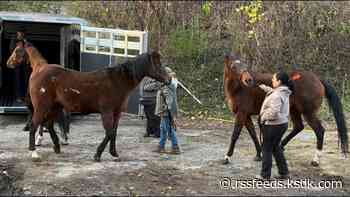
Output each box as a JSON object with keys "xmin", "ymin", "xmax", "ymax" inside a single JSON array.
[
  {"xmin": 142, "ymin": 99, "xmax": 160, "ymax": 137},
  {"xmin": 261, "ymin": 123, "xmax": 289, "ymax": 178}
]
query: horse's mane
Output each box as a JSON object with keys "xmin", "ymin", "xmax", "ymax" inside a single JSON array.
[
  {"xmin": 24, "ymin": 41, "xmax": 48, "ymax": 64},
  {"xmin": 107, "ymin": 53, "xmax": 150, "ymax": 81}
]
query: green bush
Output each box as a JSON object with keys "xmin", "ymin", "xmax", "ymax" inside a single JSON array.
[{"xmin": 163, "ymin": 26, "xmax": 232, "ymax": 119}]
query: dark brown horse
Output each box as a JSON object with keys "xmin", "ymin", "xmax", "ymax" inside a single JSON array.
[
  {"xmin": 12, "ymin": 44, "xmax": 171, "ymax": 162},
  {"xmin": 224, "ymin": 53, "xmax": 348, "ymax": 166},
  {"xmin": 7, "ymin": 41, "xmax": 70, "ymax": 145}
]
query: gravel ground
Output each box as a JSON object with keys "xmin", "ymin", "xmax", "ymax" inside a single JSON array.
[{"xmin": 0, "ymin": 113, "xmax": 348, "ymax": 196}]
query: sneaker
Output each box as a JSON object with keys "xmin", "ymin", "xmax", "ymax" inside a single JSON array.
[
  {"xmin": 153, "ymin": 146, "xmax": 165, "ymax": 153},
  {"xmin": 170, "ymin": 146, "xmax": 181, "ymax": 155}
]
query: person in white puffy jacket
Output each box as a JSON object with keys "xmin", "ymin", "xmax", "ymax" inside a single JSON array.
[{"xmin": 257, "ymin": 71, "xmax": 293, "ymax": 180}]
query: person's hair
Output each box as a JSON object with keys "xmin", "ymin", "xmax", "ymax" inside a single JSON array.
[{"xmin": 275, "ymin": 71, "xmax": 294, "ymax": 92}]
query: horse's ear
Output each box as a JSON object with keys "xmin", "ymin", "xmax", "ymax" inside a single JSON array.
[
  {"xmin": 224, "ymin": 53, "xmax": 231, "ymax": 67},
  {"xmin": 150, "ymin": 50, "xmax": 161, "ymax": 60}
]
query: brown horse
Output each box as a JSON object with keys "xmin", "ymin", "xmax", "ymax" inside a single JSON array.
[
  {"xmin": 12, "ymin": 43, "xmax": 171, "ymax": 162},
  {"xmin": 7, "ymin": 41, "xmax": 70, "ymax": 145},
  {"xmin": 223, "ymin": 54, "xmax": 267, "ymax": 163},
  {"xmin": 224, "ymin": 53, "xmax": 348, "ymax": 166}
]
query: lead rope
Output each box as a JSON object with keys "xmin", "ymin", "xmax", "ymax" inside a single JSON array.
[{"xmin": 258, "ymin": 116, "xmax": 263, "ymax": 146}]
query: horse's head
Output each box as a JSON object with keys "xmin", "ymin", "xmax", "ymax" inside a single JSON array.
[
  {"xmin": 145, "ymin": 51, "xmax": 171, "ymax": 85},
  {"xmin": 7, "ymin": 42, "xmax": 29, "ymax": 68},
  {"xmin": 224, "ymin": 53, "xmax": 255, "ymax": 87}
]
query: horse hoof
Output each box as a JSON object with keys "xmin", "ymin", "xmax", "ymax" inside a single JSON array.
[
  {"xmin": 110, "ymin": 150, "xmax": 119, "ymax": 158},
  {"xmin": 222, "ymin": 158, "xmax": 230, "ymax": 165},
  {"xmin": 253, "ymin": 156, "xmax": 262, "ymax": 161},
  {"xmin": 30, "ymin": 151, "xmax": 41, "ymax": 162},
  {"xmin": 31, "ymin": 157, "xmax": 41, "ymax": 162},
  {"xmin": 311, "ymin": 161, "xmax": 319, "ymax": 167},
  {"xmin": 94, "ymin": 154, "xmax": 101, "ymax": 162},
  {"xmin": 54, "ymin": 146, "xmax": 61, "ymax": 154},
  {"xmin": 60, "ymin": 141, "xmax": 69, "ymax": 146},
  {"xmin": 22, "ymin": 126, "xmax": 30, "ymax": 132}
]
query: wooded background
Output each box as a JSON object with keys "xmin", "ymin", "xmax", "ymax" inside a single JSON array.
[{"xmin": 1, "ymin": 1, "xmax": 349, "ymax": 119}]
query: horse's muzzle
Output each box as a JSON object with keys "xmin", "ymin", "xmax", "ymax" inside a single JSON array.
[{"xmin": 244, "ymin": 78, "xmax": 256, "ymax": 87}]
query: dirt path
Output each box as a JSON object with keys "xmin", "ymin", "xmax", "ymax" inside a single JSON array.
[{"xmin": 0, "ymin": 114, "xmax": 349, "ymax": 196}]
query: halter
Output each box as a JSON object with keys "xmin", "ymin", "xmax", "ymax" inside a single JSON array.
[{"xmin": 231, "ymin": 60, "xmax": 251, "ymax": 83}]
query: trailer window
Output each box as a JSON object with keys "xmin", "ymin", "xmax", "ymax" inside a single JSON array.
[
  {"xmin": 85, "ymin": 44, "xmax": 96, "ymax": 52},
  {"xmin": 113, "ymin": 48, "xmax": 125, "ymax": 55},
  {"xmin": 127, "ymin": 49, "xmax": 139, "ymax": 56},
  {"xmin": 84, "ymin": 31, "xmax": 96, "ymax": 38},
  {"xmin": 128, "ymin": 36, "xmax": 140, "ymax": 42},
  {"xmin": 113, "ymin": 35, "xmax": 125, "ymax": 41},
  {"xmin": 98, "ymin": 46, "xmax": 110, "ymax": 53},
  {"xmin": 98, "ymin": 32, "xmax": 110, "ymax": 39}
]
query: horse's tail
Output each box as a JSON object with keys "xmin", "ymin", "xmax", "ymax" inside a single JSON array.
[{"xmin": 321, "ymin": 80, "xmax": 349, "ymax": 155}]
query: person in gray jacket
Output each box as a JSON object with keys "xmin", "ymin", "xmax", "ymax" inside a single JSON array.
[
  {"xmin": 257, "ymin": 71, "xmax": 293, "ymax": 180},
  {"xmin": 154, "ymin": 67, "xmax": 180, "ymax": 154}
]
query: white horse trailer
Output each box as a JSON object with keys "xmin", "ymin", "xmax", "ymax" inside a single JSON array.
[{"xmin": 0, "ymin": 11, "xmax": 148, "ymax": 115}]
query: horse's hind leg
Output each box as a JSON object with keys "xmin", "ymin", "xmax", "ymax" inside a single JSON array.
[
  {"xmin": 57, "ymin": 110, "xmax": 70, "ymax": 145},
  {"xmin": 35, "ymin": 125, "xmax": 44, "ymax": 146},
  {"xmin": 109, "ymin": 111, "xmax": 121, "ymax": 158},
  {"xmin": 246, "ymin": 117, "xmax": 262, "ymax": 161},
  {"xmin": 304, "ymin": 114, "xmax": 325, "ymax": 167},
  {"xmin": 94, "ymin": 112, "xmax": 114, "ymax": 162},
  {"xmin": 223, "ymin": 112, "xmax": 246, "ymax": 164},
  {"xmin": 47, "ymin": 119, "xmax": 61, "ymax": 154},
  {"xmin": 281, "ymin": 109, "xmax": 304, "ymax": 149}
]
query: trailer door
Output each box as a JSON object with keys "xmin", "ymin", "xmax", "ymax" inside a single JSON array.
[
  {"xmin": 80, "ymin": 26, "xmax": 148, "ymax": 115},
  {"xmin": 61, "ymin": 24, "xmax": 81, "ymax": 70}
]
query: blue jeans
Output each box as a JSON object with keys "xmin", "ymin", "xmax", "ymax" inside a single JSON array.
[{"xmin": 159, "ymin": 115, "xmax": 178, "ymax": 148}]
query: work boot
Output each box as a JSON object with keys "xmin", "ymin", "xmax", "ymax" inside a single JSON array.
[
  {"xmin": 154, "ymin": 146, "xmax": 165, "ymax": 153},
  {"xmin": 170, "ymin": 146, "xmax": 181, "ymax": 155}
]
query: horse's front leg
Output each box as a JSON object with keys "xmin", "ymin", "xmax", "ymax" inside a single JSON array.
[
  {"xmin": 23, "ymin": 87, "xmax": 33, "ymax": 131},
  {"xmin": 246, "ymin": 116, "xmax": 262, "ymax": 161},
  {"xmin": 109, "ymin": 111, "xmax": 121, "ymax": 158},
  {"xmin": 23, "ymin": 113, "xmax": 32, "ymax": 131},
  {"xmin": 29, "ymin": 115, "xmax": 41, "ymax": 162},
  {"xmin": 94, "ymin": 112, "xmax": 114, "ymax": 162},
  {"xmin": 223, "ymin": 112, "xmax": 246, "ymax": 164}
]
